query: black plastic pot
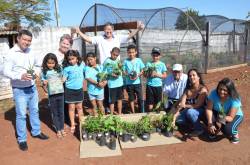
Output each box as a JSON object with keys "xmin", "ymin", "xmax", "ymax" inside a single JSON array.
[
  {"xmin": 122, "ymin": 133, "xmax": 131, "ymax": 142},
  {"xmin": 156, "ymin": 127, "xmax": 162, "ymax": 133},
  {"xmin": 87, "ymin": 133, "xmax": 93, "ymax": 140},
  {"xmin": 163, "ymin": 130, "xmax": 173, "ymax": 137},
  {"xmin": 141, "ymin": 132, "xmax": 151, "ymax": 141},
  {"xmin": 98, "ymin": 136, "xmax": 106, "ymax": 146},
  {"xmin": 82, "ymin": 132, "xmax": 88, "ymax": 141},
  {"xmin": 108, "ymin": 137, "xmax": 116, "ymax": 150},
  {"xmin": 97, "ymin": 132, "xmax": 103, "ymax": 139},
  {"xmin": 130, "ymin": 135, "xmax": 137, "ymax": 143}
]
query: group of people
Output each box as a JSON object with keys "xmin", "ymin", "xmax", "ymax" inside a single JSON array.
[{"xmin": 3, "ymin": 21, "xmax": 243, "ymax": 152}]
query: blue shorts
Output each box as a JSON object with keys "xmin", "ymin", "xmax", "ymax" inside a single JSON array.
[{"xmin": 88, "ymin": 93, "xmax": 104, "ymax": 101}]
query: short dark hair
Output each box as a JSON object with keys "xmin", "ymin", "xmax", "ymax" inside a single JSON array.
[
  {"xmin": 216, "ymin": 77, "xmax": 240, "ymax": 99},
  {"xmin": 111, "ymin": 47, "xmax": 120, "ymax": 53},
  {"xmin": 18, "ymin": 29, "xmax": 32, "ymax": 38},
  {"xmin": 127, "ymin": 44, "xmax": 137, "ymax": 51},
  {"xmin": 86, "ymin": 52, "xmax": 96, "ymax": 58},
  {"xmin": 60, "ymin": 34, "xmax": 73, "ymax": 46}
]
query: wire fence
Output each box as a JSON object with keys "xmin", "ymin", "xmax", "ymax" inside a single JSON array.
[{"xmin": 80, "ymin": 3, "xmax": 250, "ymax": 73}]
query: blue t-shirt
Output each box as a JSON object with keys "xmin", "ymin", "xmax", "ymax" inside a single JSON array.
[
  {"xmin": 208, "ymin": 89, "xmax": 243, "ymax": 116},
  {"xmin": 103, "ymin": 57, "xmax": 123, "ymax": 88},
  {"xmin": 85, "ymin": 65, "xmax": 104, "ymax": 95},
  {"xmin": 63, "ymin": 63, "xmax": 85, "ymax": 90},
  {"xmin": 41, "ymin": 69, "xmax": 64, "ymax": 96},
  {"xmin": 123, "ymin": 58, "xmax": 145, "ymax": 85},
  {"xmin": 146, "ymin": 61, "xmax": 167, "ymax": 87}
]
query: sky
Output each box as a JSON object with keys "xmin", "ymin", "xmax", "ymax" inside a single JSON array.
[{"xmin": 48, "ymin": 0, "xmax": 250, "ymax": 26}]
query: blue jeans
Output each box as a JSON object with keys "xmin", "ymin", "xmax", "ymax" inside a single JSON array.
[
  {"xmin": 176, "ymin": 108, "xmax": 204, "ymax": 131},
  {"xmin": 49, "ymin": 93, "xmax": 64, "ymax": 131},
  {"xmin": 12, "ymin": 85, "xmax": 41, "ymax": 142}
]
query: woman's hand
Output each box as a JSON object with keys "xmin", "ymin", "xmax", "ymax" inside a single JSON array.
[{"xmin": 208, "ymin": 124, "xmax": 217, "ymax": 134}]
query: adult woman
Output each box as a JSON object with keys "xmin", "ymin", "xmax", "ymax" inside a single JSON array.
[
  {"xmin": 206, "ymin": 78, "xmax": 243, "ymax": 144},
  {"xmin": 173, "ymin": 68, "xmax": 208, "ymax": 137},
  {"xmin": 56, "ymin": 34, "xmax": 73, "ymax": 65}
]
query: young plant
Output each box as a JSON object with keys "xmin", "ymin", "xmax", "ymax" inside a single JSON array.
[
  {"xmin": 136, "ymin": 115, "xmax": 154, "ymax": 135},
  {"xmin": 217, "ymin": 104, "xmax": 226, "ymax": 125},
  {"xmin": 143, "ymin": 64, "xmax": 156, "ymax": 78},
  {"xmin": 161, "ymin": 113, "xmax": 176, "ymax": 133},
  {"xmin": 96, "ymin": 72, "xmax": 108, "ymax": 82}
]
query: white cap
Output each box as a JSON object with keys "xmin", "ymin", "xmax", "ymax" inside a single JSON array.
[{"xmin": 172, "ymin": 64, "xmax": 183, "ymax": 71}]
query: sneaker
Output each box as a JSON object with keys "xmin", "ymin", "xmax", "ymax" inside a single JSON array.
[
  {"xmin": 18, "ymin": 141, "xmax": 28, "ymax": 151},
  {"xmin": 208, "ymin": 134, "xmax": 217, "ymax": 140},
  {"xmin": 105, "ymin": 108, "xmax": 111, "ymax": 114},
  {"xmin": 189, "ymin": 129, "xmax": 204, "ymax": 137},
  {"xmin": 231, "ymin": 134, "xmax": 240, "ymax": 144}
]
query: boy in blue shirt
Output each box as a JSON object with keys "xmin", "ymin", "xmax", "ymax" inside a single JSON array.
[
  {"xmin": 145, "ymin": 47, "xmax": 167, "ymax": 111},
  {"xmin": 103, "ymin": 47, "xmax": 123, "ymax": 114},
  {"xmin": 123, "ymin": 44, "xmax": 145, "ymax": 113}
]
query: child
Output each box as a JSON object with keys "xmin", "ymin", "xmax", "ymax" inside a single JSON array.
[
  {"xmin": 41, "ymin": 53, "xmax": 65, "ymax": 138},
  {"xmin": 123, "ymin": 44, "xmax": 145, "ymax": 113},
  {"xmin": 85, "ymin": 52, "xmax": 107, "ymax": 115},
  {"xmin": 145, "ymin": 47, "xmax": 167, "ymax": 111},
  {"xmin": 103, "ymin": 47, "xmax": 123, "ymax": 115},
  {"xmin": 62, "ymin": 50, "xmax": 85, "ymax": 133}
]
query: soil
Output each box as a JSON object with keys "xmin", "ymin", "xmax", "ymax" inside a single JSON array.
[{"xmin": 1, "ymin": 66, "xmax": 250, "ymax": 165}]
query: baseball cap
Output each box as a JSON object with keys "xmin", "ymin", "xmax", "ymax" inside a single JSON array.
[
  {"xmin": 172, "ymin": 64, "xmax": 183, "ymax": 71},
  {"xmin": 151, "ymin": 47, "xmax": 161, "ymax": 55}
]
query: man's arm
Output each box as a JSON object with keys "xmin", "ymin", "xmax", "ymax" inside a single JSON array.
[
  {"xmin": 128, "ymin": 21, "xmax": 145, "ymax": 39},
  {"xmin": 75, "ymin": 27, "xmax": 92, "ymax": 44}
]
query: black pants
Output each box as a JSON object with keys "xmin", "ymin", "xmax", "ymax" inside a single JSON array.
[
  {"xmin": 104, "ymin": 85, "xmax": 109, "ymax": 108},
  {"xmin": 126, "ymin": 84, "xmax": 144, "ymax": 113},
  {"xmin": 49, "ymin": 93, "xmax": 64, "ymax": 131}
]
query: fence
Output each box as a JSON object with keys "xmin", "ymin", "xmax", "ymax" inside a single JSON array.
[{"xmin": 80, "ymin": 3, "xmax": 250, "ymax": 73}]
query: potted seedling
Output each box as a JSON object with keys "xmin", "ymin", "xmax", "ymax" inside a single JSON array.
[
  {"xmin": 149, "ymin": 114, "xmax": 164, "ymax": 133},
  {"xmin": 137, "ymin": 115, "xmax": 153, "ymax": 141},
  {"xmin": 120, "ymin": 122, "xmax": 132, "ymax": 142},
  {"xmin": 143, "ymin": 64, "xmax": 156, "ymax": 78},
  {"xmin": 129, "ymin": 70, "xmax": 137, "ymax": 80},
  {"xmin": 19, "ymin": 63, "xmax": 36, "ymax": 80},
  {"xmin": 96, "ymin": 71, "xmax": 108, "ymax": 82},
  {"xmin": 217, "ymin": 104, "xmax": 226, "ymax": 125},
  {"xmin": 161, "ymin": 113, "xmax": 176, "ymax": 137}
]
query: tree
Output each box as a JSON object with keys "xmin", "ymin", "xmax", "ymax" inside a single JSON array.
[
  {"xmin": 175, "ymin": 9, "xmax": 206, "ymax": 31},
  {"xmin": 0, "ymin": 0, "xmax": 51, "ymax": 29}
]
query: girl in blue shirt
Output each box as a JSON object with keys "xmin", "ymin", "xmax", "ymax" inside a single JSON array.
[
  {"xmin": 41, "ymin": 53, "xmax": 65, "ymax": 138},
  {"xmin": 206, "ymin": 78, "xmax": 243, "ymax": 144},
  {"xmin": 85, "ymin": 52, "xmax": 107, "ymax": 116},
  {"xmin": 62, "ymin": 50, "xmax": 85, "ymax": 133}
]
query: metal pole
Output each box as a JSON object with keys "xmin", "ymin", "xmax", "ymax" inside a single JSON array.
[
  {"xmin": 204, "ymin": 22, "xmax": 210, "ymax": 73},
  {"xmin": 94, "ymin": 3, "xmax": 98, "ymax": 62},
  {"xmin": 244, "ymin": 29, "xmax": 248, "ymax": 62},
  {"xmin": 54, "ymin": 0, "xmax": 60, "ymax": 27},
  {"xmin": 233, "ymin": 21, "xmax": 236, "ymax": 55}
]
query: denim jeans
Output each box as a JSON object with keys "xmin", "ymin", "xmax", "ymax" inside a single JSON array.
[
  {"xmin": 176, "ymin": 108, "xmax": 204, "ymax": 131},
  {"xmin": 12, "ymin": 85, "xmax": 41, "ymax": 142},
  {"xmin": 49, "ymin": 93, "xmax": 64, "ymax": 131}
]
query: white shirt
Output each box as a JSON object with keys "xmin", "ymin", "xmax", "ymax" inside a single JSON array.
[
  {"xmin": 55, "ymin": 49, "xmax": 64, "ymax": 66},
  {"xmin": 3, "ymin": 44, "xmax": 41, "ymax": 88},
  {"xmin": 163, "ymin": 73, "xmax": 188, "ymax": 100},
  {"xmin": 91, "ymin": 34, "xmax": 129, "ymax": 64}
]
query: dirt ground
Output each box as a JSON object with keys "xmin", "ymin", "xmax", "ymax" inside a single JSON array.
[{"xmin": 0, "ymin": 66, "xmax": 250, "ymax": 165}]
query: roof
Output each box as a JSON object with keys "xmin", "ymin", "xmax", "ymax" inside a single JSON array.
[{"xmin": 0, "ymin": 27, "xmax": 18, "ymax": 36}]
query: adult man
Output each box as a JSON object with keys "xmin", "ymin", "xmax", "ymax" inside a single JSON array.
[
  {"xmin": 163, "ymin": 64, "xmax": 188, "ymax": 110},
  {"xmin": 75, "ymin": 21, "xmax": 144, "ymax": 112},
  {"xmin": 75, "ymin": 21, "xmax": 144, "ymax": 64},
  {"xmin": 3, "ymin": 30, "xmax": 49, "ymax": 151}
]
